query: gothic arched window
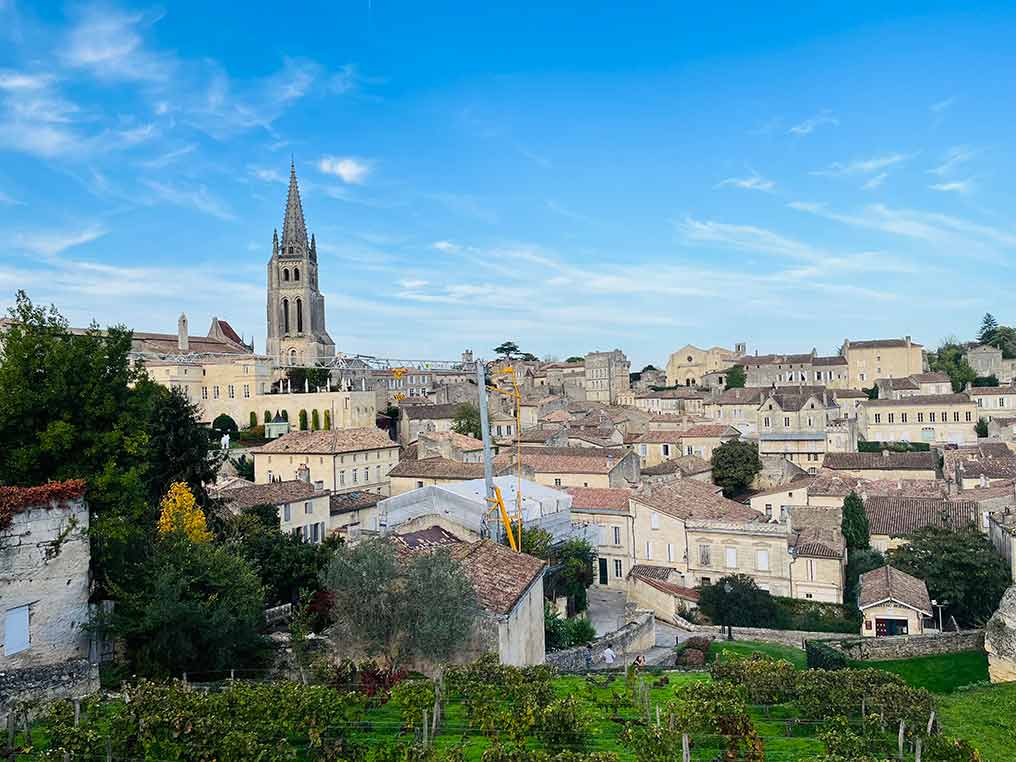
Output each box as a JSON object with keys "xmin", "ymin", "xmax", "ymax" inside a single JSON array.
[
  {"xmin": 282, "ymin": 298, "xmax": 290, "ymax": 334},
  {"xmin": 294, "ymin": 267, "xmax": 300, "ymax": 281},
  {"xmin": 289, "ymin": 348, "xmax": 297, "ymax": 366},
  {"xmin": 296, "ymin": 298, "xmax": 304, "ymax": 333},
  {"xmin": 282, "ymin": 268, "xmax": 290, "ymax": 282}
]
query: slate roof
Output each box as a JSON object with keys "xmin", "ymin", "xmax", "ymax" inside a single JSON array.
[
  {"xmin": 388, "ymin": 457, "xmax": 486, "ymax": 479},
  {"xmin": 863, "ymin": 496, "xmax": 977, "ymax": 537},
  {"xmin": 213, "ymin": 480, "xmax": 326, "ymax": 511},
  {"xmin": 633, "ymin": 480, "xmax": 761, "ymax": 523},
  {"xmin": 823, "ymin": 451, "xmax": 938, "ymax": 472},
  {"xmin": 329, "ymin": 490, "xmax": 382, "ymax": 516},
  {"xmin": 253, "ymin": 428, "xmax": 396, "ymax": 455},
  {"xmin": 858, "ymin": 566, "xmax": 931, "ymax": 615},
  {"xmin": 565, "ymin": 487, "xmax": 631, "ymax": 512}
]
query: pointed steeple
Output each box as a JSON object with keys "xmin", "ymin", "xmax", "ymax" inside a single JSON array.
[
  {"xmin": 280, "ymin": 160, "xmax": 308, "ymax": 255},
  {"xmin": 310, "ymin": 233, "xmax": 317, "ymax": 262}
]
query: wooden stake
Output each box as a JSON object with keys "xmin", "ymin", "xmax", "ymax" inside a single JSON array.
[
  {"xmin": 106, "ymin": 736, "xmax": 113, "ymax": 762},
  {"xmin": 915, "ymin": 737, "xmax": 922, "ymax": 762},
  {"xmin": 73, "ymin": 699, "xmax": 80, "ymax": 727},
  {"xmin": 7, "ymin": 711, "xmax": 15, "ymax": 752},
  {"xmin": 926, "ymin": 710, "xmax": 936, "ymax": 735},
  {"xmin": 898, "ymin": 720, "xmax": 905, "ymax": 761},
  {"xmin": 682, "ymin": 733, "xmax": 690, "ymax": 762},
  {"xmin": 422, "ymin": 709, "xmax": 429, "ymax": 747}
]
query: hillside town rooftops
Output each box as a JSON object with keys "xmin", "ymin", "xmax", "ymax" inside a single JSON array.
[
  {"xmin": 329, "ymin": 491, "xmax": 382, "ymax": 516},
  {"xmin": 388, "ymin": 457, "xmax": 486, "ymax": 480},
  {"xmin": 863, "ymin": 496, "xmax": 977, "ymax": 537},
  {"xmin": 565, "ymin": 487, "xmax": 631, "ymax": 512},
  {"xmin": 402, "ymin": 403, "xmax": 462, "ymax": 420},
  {"xmin": 823, "ymin": 451, "xmax": 938, "ymax": 472},
  {"xmin": 847, "ymin": 338, "xmax": 922, "ymax": 349},
  {"xmin": 627, "ymin": 565, "xmax": 700, "ymax": 601},
  {"xmin": 212, "ymin": 479, "xmax": 326, "ymax": 511},
  {"xmin": 633, "ymin": 479, "xmax": 760, "ymax": 523},
  {"xmin": 253, "ymin": 428, "xmax": 397, "ymax": 455},
  {"xmin": 641, "ymin": 455, "xmax": 712, "ymax": 478}
]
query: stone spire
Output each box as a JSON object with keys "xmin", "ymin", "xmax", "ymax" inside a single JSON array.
[
  {"xmin": 310, "ymin": 233, "xmax": 317, "ymax": 262},
  {"xmin": 280, "ymin": 161, "xmax": 308, "ymax": 254}
]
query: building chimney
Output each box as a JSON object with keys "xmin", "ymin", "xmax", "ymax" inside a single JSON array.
[
  {"xmin": 883, "ymin": 449, "xmax": 890, "ymax": 459},
  {"xmin": 296, "ymin": 463, "xmax": 310, "ymax": 483},
  {"xmin": 905, "ymin": 335, "xmax": 911, "ymax": 346},
  {"xmin": 177, "ymin": 313, "xmax": 189, "ymax": 352}
]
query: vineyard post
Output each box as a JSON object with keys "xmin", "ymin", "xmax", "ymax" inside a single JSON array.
[
  {"xmin": 106, "ymin": 736, "xmax": 112, "ymax": 762},
  {"xmin": 73, "ymin": 699, "xmax": 80, "ymax": 727},
  {"xmin": 926, "ymin": 711, "xmax": 935, "ymax": 735},
  {"xmin": 682, "ymin": 733, "xmax": 690, "ymax": 762},
  {"xmin": 898, "ymin": 720, "xmax": 905, "ymax": 760},
  {"xmin": 6, "ymin": 711, "xmax": 14, "ymax": 752},
  {"xmin": 915, "ymin": 737, "xmax": 922, "ymax": 762}
]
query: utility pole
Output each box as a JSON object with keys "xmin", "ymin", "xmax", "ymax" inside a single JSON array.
[{"xmin": 476, "ymin": 359, "xmax": 494, "ymax": 540}]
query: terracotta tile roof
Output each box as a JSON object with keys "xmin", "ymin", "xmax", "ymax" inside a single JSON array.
[
  {"xmin": 633, "ymin": 480, "xmax": 760, "ymax": 522},
  {"xmin": 641, "ymin": 455, "xmax": 712, "ymax": 478},
  {"xmin": 954, "ymin": 479, "xmax": 1016, "ymax": 500},
  {"xmin": 862, "ymin": 393, "xmax": 971, "ymax": 407},
  {"xmin": 499, "ymin": 449, "xmax": 624, "ymax": 475},
  {"xmin": 448, "ymin": 540, "xmax": 546, "ymax": 615},
  {"xmin": 132, "ymin": 331, "xmax": 250, "ymax": 355},
  {"xmin": 419, "ymin": 430, "xmax": 484, "ymax": 450},
  {"xmin": 741, "ymin": 353, "xmax": 817, "ymax": 366},
  {"xmin": 812, "ymin": 355, "xmax": 848, "ymax": 366},
  {"xmin": 792, "ymin": 527, "xmax": 845, "ymax": 559},
  {"xmin": 637, "ymin": 388, "xmax": 706, "ymax": 400},
  {"xmin": 565, "ymin": 486, "xmax": 631, "ymax": 512},
  {"xmin": 858, "ymin": 565, "xmax": 931, "ymax": 614},
  {"xmin": 681, "ymin": 424, "xmax": 739, "ymax": 438},
  {"xmin": 712, "ymin": 388, "xmax": 765, "ymax": 405},
  {"xmin": 863, "ymin": 496, "xmax": 977, "ymax": 537},
  {"xmin": 252, "ymin": 428, "xmax": 396, "ymax": 455},
  {"xmin": 832, "ymin": 389, "xmax": 869, "ymax": 398},
  {"xmin": 823, "ymin": 451, "xmax": 938, "ymax": 472},
  {"xmin": 809, "ymin": 471, "xmax": 949, "ymax": 499},
  {"xmin": 565, "ymin": 431, "xmax": 618, "ymax": 448},
  {"xmin": 330, "ymin": 490, "xmax": 382, "ymax": 516},
  {"xmin": 761, "ymin": 390, "xmax": 834, "ymax": 413},
  {"xmin": 848, "ymin": 338, "xmax": 922, "ymax": 349},
  {"xmin": 649, "ymin": 412, "xmax": 711, "ymax": 423},
  {"xmin": 213, "ymin": 479, "xmax": 326, "ymax": 511},
  {"xmin": 388, "ymin": 457, "xmax": 486, "ymax": 479},
  {"xmin": 628, "ymin": 565, "xmax": 700, "ymax": 601},
  {"xmin": 541, "ymin": 410, "xmax": 573, "ymax": 423},
  {"xmin": 957, "ymin": 458, "xmax": 1016, "ymax": 481},
  {"xmin": 881, "ymin": 377, "xmax": 920, "ymax": 390},
  {"xmin": 910, "ymin": 372, "xmax": 951, "ymax": 384},
  {"xmin": 402, "ymin": 403, "xmax": 462, "ymax": 420},
  {"xmin": 747, "ymin": 477, "xmax": 817, "ymax": 499},
  {"xmin": 518, "ymin": 428, "xmax": 563, "ymax": 443},
  {"xmin": 636, "ymin": 430, "xmax": 685, "ymax": 444},
  {"xmin": 213, "ymin": 319, "xmax": 245, "ymax": 347},
  {"xmin": 968, "ymin": 385, "xmax": 1016, "ymax": 396}
]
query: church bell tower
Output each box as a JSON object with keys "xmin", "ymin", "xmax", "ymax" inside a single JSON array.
[{"xmin": 266, "ymin": 162, "xmax": 336, "ymax": 366}]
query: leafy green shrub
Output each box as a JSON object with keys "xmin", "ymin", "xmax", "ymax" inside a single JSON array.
[
  {"xmin": 538, "ymin": 694, "xmax": 592, "ymax": 752},
  {"xmin": 565, "ymin": 617, "xmax": 596, "ymax": 647},
  {"xmin": 805, "ymin": 640, "xmax": 848, "ymax": 670},
  {"xmin": 920, "ymin": 734, "xmax": 982, "ymax": 761},
  {"xmin": 795, "ymin": 668, "xmax": 910, "ymax": 720},
  {"xmin": 299, "ymin": 409, "xmax": 309, "ymax": 430},
  {"xmin": 389, "ymin": 679, "xmax": 435, "ymax": 731},
  {"xmin": 709, "ymin": 654, "xmax": 798, "ymax": 704},
  {"xmin": 858, "ymin": 440, "xmax": 931, "ymax": 452},
  {"xmin": 312, "ymin": 409, "xmax": 320, "ymax": 430}
]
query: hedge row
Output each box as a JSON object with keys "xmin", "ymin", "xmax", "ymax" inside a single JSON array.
[
  {"xmin": 805, "ymin": 640, "xmax": 848, "ymax": 670},
  {"xmin": 858, "ymin": 441, "xmax": 931, "ymax": 453}
]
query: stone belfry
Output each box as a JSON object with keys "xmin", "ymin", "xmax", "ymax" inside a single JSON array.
[{"xmin": 266, "ymin": 162, "xmax": 336, "ymax": 366}]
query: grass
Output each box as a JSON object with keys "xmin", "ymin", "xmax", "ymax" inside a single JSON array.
[
  {"xmin": 938, "ymin": 681, "xmax": 1016, "ymax": 762},
  {"xmin": 709, "ymin": 640, "xmax": 808, "ymax": 669},
  {"xmin": 848, "ymin": 650, "xmax": 989, "ymax": 693}
]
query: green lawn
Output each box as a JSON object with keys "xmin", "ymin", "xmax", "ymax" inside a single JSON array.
[
  {"xmin": 709, "ymin": 639, "xmax": 808, "ymax": 669},
  {"xmin": 939, "ymin": 681, "xmax": 1016, "ymax": 762},
  {"xmin": 848, "ymin": 650, "xmax": 989, "ymax": 693}
]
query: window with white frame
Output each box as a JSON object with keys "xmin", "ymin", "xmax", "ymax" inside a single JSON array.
[
  {"xmin": 662, "ymin": 443, "xmax": 670, "ymax": 457},
  {"xmin": 614, "ymin": 559, "xmax": 622, "ymax": 578},
  {"xmin": 650, "ymin": 511, "xmax": 660, "ymax": 529},
  {"xmin": 304, "ymin": 501, "xmax": 312, "ymax": 515},
  {"xmin": 807, "ymin": 558, "xmax": 816, "ymax": 581},
  {"xmin": 756, "ymin": 549, "xmax": 770, "ymax": 571},
  {"xmin": 667, "ymin": 543, "xmax": 674, "ymax": 562},
  {"xmin": 213, "ymin": 385, "xmax": 220, "ymax": 400},
  {"xmin": 645, "ymin": 541, "xmax": 652, "ymax": 560},
  {"xmin": 639, "ymin": 444, "xmax": 647, "ymax": 456},
  {"xmin": 725, "ymin": 547, "xmax": 737, "ymax": 568},
  {"xmin": 227, "ymin": 384, "xmax": 235, "ymax": 399},
  {"xmin": 612, "ymin": 526, "xmax": 621, "ymax": 545}
]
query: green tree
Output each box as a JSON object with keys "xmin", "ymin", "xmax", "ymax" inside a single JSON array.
[
  {"xmin": 991, "ymin": 325, "xmax": 1016, "ymax": 359},
  {"xmin": 886, "ymin": 526, "xmax": 1010, "ymax": 627},
  {"xmin": 565, "ymin": 356, "xmax": 584, "ymax": 363},
  {"xmin": 519, "ymin": 527, "xmax": 553, "ymax": 559},
  {"xmin": 979, "ymin": 313, "xmax": 999, "ymax": 344},
  {"xmin": 494, "ymin": 341, "xmax": 521, "ymax": 359},
  {"xmin": 323, "ymin": 409, "xmax": 332, "ymax": 430},
  {"xmin": 724, "ymin": 365, "xmax": 746, "ymax": 390},
  {"xmin": 0, "ymin": 292, "xmax": 216, "ymax": 594},
  {"xmin": 976, "ymin": 417, "xmax": 990, "ymax": 438},
  {"xmin": 519, "ymin": 352, "xmax": 539, "ymax": 362},
  {"xmin": 249, "ymin": 411, "xmax": 258, "ymax": 428},
  {"xmin": 710, "ymin": 440, "xmax": 762, "ymax": 497},
  {"xmin": 264, "ymin": 410, "xmax": 272, "ymax": 424},
  {"xmin": 101, "ymin": 533, "xmax": 268, "ymax": 677},
  {"xmin": 841, "ymin": 491, "xmax": 869, "ymax": 550},
  {"xmin": 311, "ymin": 409, "xmax": 320, "ymax": 430},
  {"xmin": 929, "ymin": 339, "xmax": 977, "ymax": 392},
  {"xmin": 232, "ymin": 454, "xmax": 255, "ymax": 482},
  {"xmin": 299, "ymin": 409, "xmax": 308, "ymax": 430},
  {"xmin": 322, "ymin": 539, "xmax": 478, "ymax": 673},
  {"xmin": 698, "ymin": 574, "xmax": 781, "ymax": 632},
  {"xmin": 973, "ymin": 375, "xmax": 999, "ymax": 387},
  {"xmin": 547, "ymin": 538, "xmax": 596, "ymax": 614},
  {"xmin": 222, "ymin": 504, "xmax": 332, "ymax": 606},
  {"xmin": 452, "ymin": 402, "xmax": 483, "ymax": 439}
]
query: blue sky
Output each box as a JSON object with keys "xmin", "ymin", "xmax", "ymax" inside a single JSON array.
[{"xmin": 2, "ymin": 1, "xmax": 1015, "ymax": 367}]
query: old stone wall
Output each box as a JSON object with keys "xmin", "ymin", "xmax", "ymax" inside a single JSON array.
[
  {"xmin": 984, "ymin": 585, "xmax": 1016, "ymax": 682},
  {"xmin": 686, "ymin": 624, "xmax": 846, "ymax": 649},
  {"xmin": 546, "ymin": 609, "xmax": 655, "ymax": 671},
  {"xmin": 825, "ymin": 630, "xmax": 985, "ymax": 662},
  {"xmin": 0, "ymin": 659, "xmax": 98, "ymax": 720}
]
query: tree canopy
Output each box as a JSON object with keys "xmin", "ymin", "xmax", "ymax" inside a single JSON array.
[
  {"xmin": 493, "ymin": 341, "xmax": 521, "ymax": 359},
  {"xmin": 710, "ymin": 440, "xmax": 762, "ymax": 497},
  {"xmin": 565, "ymin": 356, "xmax": 584, "ymax": 364},
  {"xmin": 724, "ymin": 365, "xmax": 746, "ymax": 390},
  {"xmin": 285, "ymin": 366, "xmax": 331, "ymax": 391},
  {"xmin": 979, "ymin": 313, "xmax": 999, "ymax": 344},
  {"xmin": 841, "ymin": 491, "xmax": 869, "ymax": 551},
  {"xmin": 698, "ymin": 574, "xmax": 781, "ymax": 628},
  {"xmin": 886, "ymin": 526, "xmax": 1010, "ymax": 627},
  {"xmin": 928, "ymin": 339, "xmax": 977, "ymax": 392},
  {"xmin": 452, "ymin": 402, "xmax": 483, "ymax": 440}
]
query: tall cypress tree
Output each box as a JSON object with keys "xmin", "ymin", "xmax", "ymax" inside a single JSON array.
[{"xmin": 841, "ymin": 491, "xmax": 870, "ymax": 550}]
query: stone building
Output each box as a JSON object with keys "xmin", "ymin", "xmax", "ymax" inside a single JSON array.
[
  {"xmin": 841, "ymin": 337, "xmax": 925, "ymax": 388},
  {"xmin": 858, "ymin": 566, "xmax": 931, "ymax": 637},
  {"xmin": 970, "ymin": 384, "xmax": 1016, "ymax": 422},
  {"xmin": 857, "ymin": 393, "xmax": 977, "ymax": 446},
  {"xmin": 565, "ymin": 487, "xmax": 635, "ymax": 587},
  {"xmin": 665, "ymin": 343, "xmax": 745, "ymax": 387},
  {"xmin": 965, "ymin": 344, "xmax": 1016, "ymax": 383},
  {"xmin": 266, "ymin": 163, "xmax": 336, "ymax": 366},
  {"xmin": 1, "ymin": 480, "xmax": 98, "ymax": 712},
  {"xmin": 584, "ymin": 349, "xmax": 631, "ymax": 404},
  {"xmin": 211, "ymin": 478, "xmax": 332, "ymax": 543},
  {"xmin": 739, "ymin": 351, "xmax": 848, "ymax": 388}
]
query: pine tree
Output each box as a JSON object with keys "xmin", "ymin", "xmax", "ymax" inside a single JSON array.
[
  {"xmin": 979, "ymin": 313, "xmax": 999, "ymax": 344},
  {"xmin": 157, "ymin": 482, "xmax": 212, "ymax": 542},
  {"xmin": 841, "ymin": 491, "xmax": 869, "ymax": 550}
]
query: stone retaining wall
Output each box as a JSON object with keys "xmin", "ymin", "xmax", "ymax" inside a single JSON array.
[
  {"xmin": 0, "ymin": 659, "xmax": 98, "ymax": 720},
  {"xmin": 547, "ymin": 609, "xmax": 656, "ymax": 671},
  {"xmin": 824, "ymin": 630, "xmax": 984, "ymax": 661},
  {"xmin": 687, "ymin": 624, "xmax": 847, "ymax": 649}
]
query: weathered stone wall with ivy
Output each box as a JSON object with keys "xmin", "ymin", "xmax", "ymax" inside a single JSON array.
[{"xmin": 823, "ymin": 630, "xmax": 985, "ymax": 661}]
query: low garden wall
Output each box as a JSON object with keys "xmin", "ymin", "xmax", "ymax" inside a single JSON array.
[
  {"xmin": 546, "ymin": 609, "xmax": 655, "ymax": 671},
  {"xmin": 678, "ymin": 621, "xmax": 848, "ymax": 649},
  {"xmin": 0, "ymin": 659, "xmax": 98, "ymax": 721},
  {"xmin": 822, "ymin": 630, "xmax": 985, "ymax": 662}
]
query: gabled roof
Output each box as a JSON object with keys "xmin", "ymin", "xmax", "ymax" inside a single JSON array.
[
  {"xmin": 330, "ymin": 490, "xmax": 382, "ymax": 516},
  {"xmin": 863, "ymin": 496, "xmax": 977, "ymax": 537},
  {"xmin": 809, "ymin": 470, "xmax": 949, "ymax": 499},
  {"xmin": 748, "ymin": 477, "xmax": 816, "ymax": 500},
  {"xmin": 910, "ymin": 372, "xmax": 951, "ymax": 384},
  {"xmin": 858, "ymin": 565, "xmax": 931, "ymax": 615},
  {"xmin": 880, "ymin": 377, "xmax": 920, "ymax": 390},
  {"xmin": 823, "ymin": 451, "xmax": 938, "ymax": 472},
  {"xmin": 388, "ymin": 457, "xmax": 486, "ymax": 479},
  {"xmin": 212, "ymin": 479, "xmax": 326, "ymax": 511},
  {"xmin": 627, "ymin": 565, "xmax": 700, "ymax": 601},
  {"xmin": 711, "ymin": 387, "xmax": 765, "ymax": 405},
  {"xmin": 641, "ymin": 455, "xmax": 711, "ymax": 478},
  {"xmin": 448, "ymin": 540, "xmax": 546, "ymax": 615},
  {"xmin": 252, "ymin": 428, "xmax": 397, "ymax": 455},
  {"xmin": 632, "ymin": 480, "xmax": 760, "ymax": 523},
  {"xmin": 969, "ymin": 385, "xmax": 1016, "ymax": 396},
  {"xmin": 565, "ymin": 486, "xmax": 631, "ymax": 512},
  {"xmin": 419, "ymin": 430, "xmax": 485, "ymax": 450}
]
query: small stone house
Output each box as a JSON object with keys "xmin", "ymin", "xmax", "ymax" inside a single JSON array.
[
  {"xmin": 1, "ymin": 480, "xmax": 98, "ymax": 712},
  {"xmin": 211, "ymin": 478, "xmax": 331, "ymax": 542},
  {"xmin": 858, "ymin": 565, "xmax": 931, "ymax": 637}
]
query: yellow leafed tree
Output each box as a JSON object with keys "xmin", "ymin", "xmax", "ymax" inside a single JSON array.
[{"xmin": 157, "ymin": 482, "xmax": 212, "ymax": 542}]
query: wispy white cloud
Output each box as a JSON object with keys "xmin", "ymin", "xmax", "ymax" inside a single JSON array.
[
  {"xmin": 14, "ymin": 225, "xmax": 108, "ymax": 256},
  {"xmin": 0, "ymin": 70, "xmax": 53, "ymax": 91},
  {"xmin": 929, "ymin": 179, "xmax": 974, "ymax": 194},
  {"xmin": 930, "ymin": 97, "xmax": 956, "ymax": 114},
  {"xmin": 62, "ymin": 7, "xmax": 173, "ymax": 82},
  {"xmin": 862, "ymin": 172, "xmax": 888, "ymax": 190},
  {"xmin": 398, "ymin": 279, "xmax": 428, "ymax": 290},
  {"xmin": 813, "ymin": 153, "xmax": 913, "ymax": 176},
  {"xmin": 432, "ymin": 240, "xmax": 461, "ymax": 253},
  {"xmin": 788, "ymin": 111, "xmax": 838, "ymax": 136},
  {"xmin": 137, "ymin": 143, "xmax": 196, "ymax": 169},
  {"xmin": 715, "ymin": 172, "xmax": 775, "ymax": 192},
  {"xmin": 143, "ymin": 180, "xmax": 235, "ymax": 221},
  {"xmin": 675, "ymin": 216, "xmax": 823, "ymax": 261},
  {"xmin": 928, "ymin": 145, "xmax": 977, "ymax": 176},
  {"xmin": 318, "ymin": 155, "xmax": 371, "ymax": 184}
]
